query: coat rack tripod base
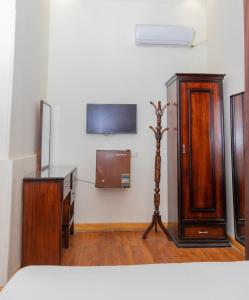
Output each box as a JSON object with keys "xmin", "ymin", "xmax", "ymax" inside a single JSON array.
[
  {"xmin": 143, "ymin": 100, "xmax": 171, "ymax": 241},
  {"xmin": 143, "ymin": 212, "xmax": 171, "ymax": 240}
]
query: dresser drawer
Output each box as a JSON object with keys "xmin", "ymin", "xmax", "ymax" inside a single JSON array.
[
  {"xmin": 183, "ymin": 225, "xmax": 225, "ymax": 239},
  {"xmin": 63, "ymin": 175, "xmax": 71, "ymax": 199}
]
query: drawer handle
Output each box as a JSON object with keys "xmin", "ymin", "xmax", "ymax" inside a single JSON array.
[{"xmin": 198, "ymin": 230, "xmax": 208, "ymax": 234}]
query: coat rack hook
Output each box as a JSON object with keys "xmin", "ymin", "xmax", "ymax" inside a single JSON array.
[
  {"xmin": 150, "ymin": 101, "xmax": 158, "ymax": 114},
  {"xmin": 161, "ymin": 103, "xmax": 170, "ymax": 115},
  {"xmin": 161, "ymin": 128, "xmax": 169, "ymax": 137},
  {"xmin": 149, "ymin": 126, "xmax": 157, "ymax": 137}
]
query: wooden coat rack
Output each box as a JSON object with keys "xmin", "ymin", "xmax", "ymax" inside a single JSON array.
[{"xmin": 143, "ymin": 101, "xmax": 171, "ymax": 240}]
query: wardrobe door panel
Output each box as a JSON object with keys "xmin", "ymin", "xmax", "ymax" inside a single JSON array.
[
  {"xmin": 190, "ymin": 89, "xmax": 215, "ymax": 210},
  {"xmin": 180, "ymin": 81, "xmax": 225, "ymax": 220}
]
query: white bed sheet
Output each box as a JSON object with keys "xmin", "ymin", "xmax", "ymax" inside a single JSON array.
[{"xmin": 1, "ymin": 262, "xmax": 249, "ymax": 300}]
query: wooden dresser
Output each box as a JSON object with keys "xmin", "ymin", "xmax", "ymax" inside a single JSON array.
[
  {"xmin": 22, "ymin": 166, "xmax": 77, "ymax": 266},
  {"xmin": 166, "ymin": 73, "xmax": 230, "ymax": 247}
]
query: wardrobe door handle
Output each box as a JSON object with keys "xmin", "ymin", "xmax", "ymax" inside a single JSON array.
[{"xmin": 182, "ymin": 144, "xmax": 186, "ymax": 154}]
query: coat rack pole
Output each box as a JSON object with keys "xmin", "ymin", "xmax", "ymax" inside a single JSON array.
[{"xmin": 143, "ymin": 101, "xmax": 171, "ymax": 240}]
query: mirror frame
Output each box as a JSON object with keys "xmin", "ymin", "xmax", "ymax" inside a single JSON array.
[
  {"xmin": 37, "ymin": 100, "xmax": 52, "ymax": 173},
  {"xmin": 244, "ymin": 0, "xmax": 249, "ymax": 259},
  {"xmin": 231, "ymin": 92, "xmax": 245, "ymax": 246}
]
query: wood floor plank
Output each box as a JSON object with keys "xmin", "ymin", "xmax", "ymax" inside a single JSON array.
[{"xmin": 62, "ymin": 231, "xmax": 244, "ymax": 266}]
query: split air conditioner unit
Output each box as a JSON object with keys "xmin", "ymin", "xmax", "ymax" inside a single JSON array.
[{"xmin": 135, "ymin": 25, "xmax": 194, "ymax": 47}]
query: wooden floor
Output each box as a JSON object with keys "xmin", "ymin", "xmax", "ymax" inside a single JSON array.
[{"xmin": 62, "ymin": 231, "xmax": 244, "ymax": 266}]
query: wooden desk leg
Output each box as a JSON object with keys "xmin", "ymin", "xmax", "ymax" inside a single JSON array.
[
  {"xmin": 63, "ymin": 226, "xmax": 70, "ymax": 249},
  {"xmin": 70, "ymin": 222, "xmax": 74, "ymax": 235}
]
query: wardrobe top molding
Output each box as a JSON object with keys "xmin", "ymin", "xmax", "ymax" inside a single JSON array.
[{"xmin": 165, "ymin": 73, "xmax": 226, "ymax": 87}]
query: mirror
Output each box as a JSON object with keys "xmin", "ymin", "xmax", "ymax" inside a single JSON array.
[
  {"xmin": 231, "ymin": 92, "xmax": 245, "ymax": 245},
  {"xmin": 37, "ymin": 100, "xmax": 52, "ymax": 172}
]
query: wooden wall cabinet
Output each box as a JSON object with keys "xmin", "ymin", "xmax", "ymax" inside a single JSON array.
[
  {"xmin": 96, "ymin": 150, "xmax": 131, "ymax": 188},
  {"xmin": 22, "ymin": 166, "xmax": 77, "ymax": 266},
  {"xmin": 166, "ymin": 73, "xmax": 230, "ymax": 247},
  {"xmin": 231, "ymin": 92, "xmax": 245, "ymax": 245}
]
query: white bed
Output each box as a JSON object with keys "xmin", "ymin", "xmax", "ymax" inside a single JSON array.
[{"xmin": 1, "ymin": 262, "xmax": 248, "ymax": 300}]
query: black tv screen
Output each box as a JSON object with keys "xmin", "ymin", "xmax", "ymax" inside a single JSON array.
[{"xmin": 86, "ymin": 104, "xmax": 137, "ymax": 134}]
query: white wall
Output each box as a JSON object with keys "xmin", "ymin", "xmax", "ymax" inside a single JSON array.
[
  {"xmin": 48, "ymin": 0, "xmax": 208, "ymax": 224},
  {"xmin": 9, "ymin": 0, "xmax": 50, "ymax": 158},
  {"xmin": 0, "ymin": 0, "xmax": 50, "ymax": 286},
  {"xmin": 0, "ymin": 0, "xmax": 15, "ymax": 158},
  {"xmin": 7, "ymin": 0, "xmax": 50, "ymax": 281},
  {"xmin": 0, "ymin": 161, "xmax": 13, "ymax": 286},
  {"xmin": 0, "ymin": 0, "xmax": 16, "ymax": 286},
  {"xmin": 207, "ymin": 0, "xmax": 245, "ymax": 236},
  {"xmin": 7, "ymin": 155, "xmax": 36, "ymax": 279}
]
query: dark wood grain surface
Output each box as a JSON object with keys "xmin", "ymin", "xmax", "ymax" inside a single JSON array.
[
  {"xmin": 22, "ymin": 180, "xmax": 62, "ymax": 266},
  {"xmin": 181, "ymin": 81, "xmax": 224, "ymax": 220},
  {"xmin": 167, "ymin": 80, "xmax": 179, "ymax": 236},
  {"xmin": 96, "ymin": 150, "xmax": 131, "ymax": 188},
  {"xmin": 166, "ymin": 74, "xmax": 229, "ymax": 247},
  {"xmin": 22, "ymin": 167, "xmax": 76, "ymax": 266}
]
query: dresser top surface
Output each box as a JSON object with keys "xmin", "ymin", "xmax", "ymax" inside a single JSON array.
[{"xmin": 24, "ymin": 166, "xmax": 77, "ymax": 181}]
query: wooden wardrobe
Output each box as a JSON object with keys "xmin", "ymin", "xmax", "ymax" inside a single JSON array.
[{"xmin": 166, "ymin": 73, "xmax": 230, "ymax": 247}]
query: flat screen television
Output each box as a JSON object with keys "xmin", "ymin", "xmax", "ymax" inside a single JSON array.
[{"xmin": 86, "ymin": 104, "xmax": 137, "ymax": 134}]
